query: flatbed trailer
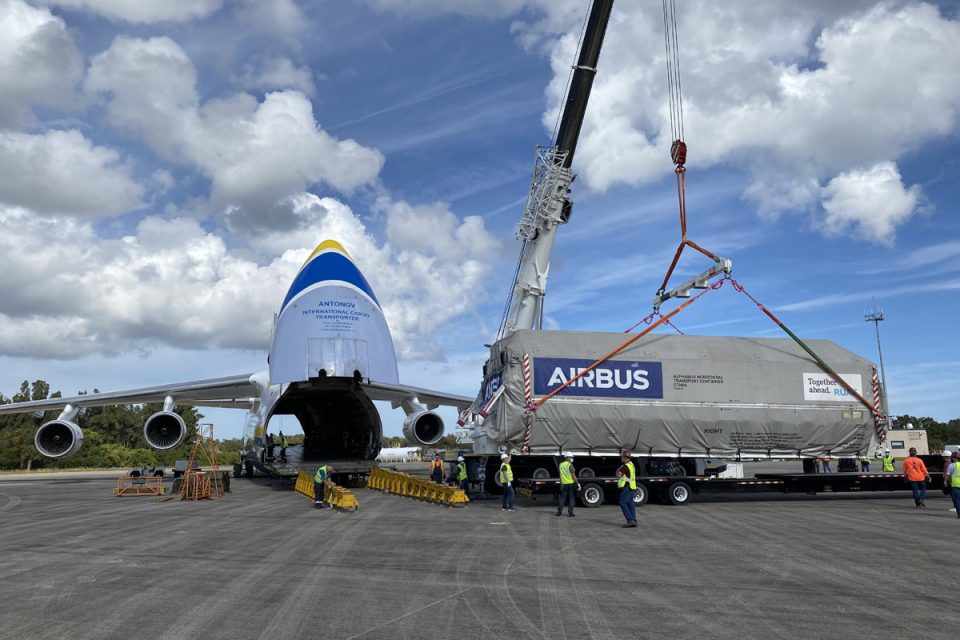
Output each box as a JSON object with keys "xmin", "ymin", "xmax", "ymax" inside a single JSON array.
[{"xmin": 517, "ymin": 470, "xmax": 946, "ymax": 507}]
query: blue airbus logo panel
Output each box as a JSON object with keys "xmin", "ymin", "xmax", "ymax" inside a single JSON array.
[
  {"xmin": 281, "ymin": 251, "xmax": 380, "ymax": 313},
  {"xmin": 533, "ymin": 357, "xmax": 664, "ymax": 399}
]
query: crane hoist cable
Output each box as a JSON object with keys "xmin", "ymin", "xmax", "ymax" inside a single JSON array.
[{"xmin": 650, "ymin": 0, "xmax": 730, "ymax": 315}]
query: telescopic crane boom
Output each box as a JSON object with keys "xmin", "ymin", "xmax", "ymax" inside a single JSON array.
[{"xmin": 498, "ymin": 0, "xmax": 614, "ymax": 339}]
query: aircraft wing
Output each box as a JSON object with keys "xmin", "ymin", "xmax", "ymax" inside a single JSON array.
[
  {"xmin": 0, "ymin": 373, "xmax": 260, "ymax": 415},
  {"xmin": 362, "ymin": 380, "xmax": 473, "ymax": 411}
]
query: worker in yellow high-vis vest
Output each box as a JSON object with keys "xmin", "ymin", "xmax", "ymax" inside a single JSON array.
[
  {"xmin": 456, "ymin": 456, "xmax": 469, "ymax": 498},
  {"xmin": 499, "ymin": 453, "xmax": 514, "ymax": 511},
  {"xmin": 946, "ymin": 451, "xmax": 960, "ymax": 519},
  {"xmin": 556, "ymin": 452, "xmax": 580, "ymax": 517},
  {"xmin": 617, "ymin": 449, "xmax": 638, "ymax": 528},
  {"xmin": 882, "ymin": 450, "xmax": 896, "ymax": 473},
  {"xmin": 313, "ymin": 464, "xmax": 333, "ymax": 509}
]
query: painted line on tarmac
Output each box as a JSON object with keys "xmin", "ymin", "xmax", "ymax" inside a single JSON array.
[
  {"xmin": 343, "ymin": 587, "xmax": 476, "ymax": 640},
  {"xmin": 0, "ymin": 494, "xmax": 23, "ymax": 512}
]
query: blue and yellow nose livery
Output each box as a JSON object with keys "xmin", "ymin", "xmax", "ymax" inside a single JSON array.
[
  {"xmin": 280, "ymin": 240, "xmax": 380, "ymax": 315},
  {"xmin": 270, "ymin": 239, "xmax": 399, "ymax": 386}
]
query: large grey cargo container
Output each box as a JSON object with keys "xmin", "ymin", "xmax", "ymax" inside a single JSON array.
[{"xmin": 471, "ymin": 330, "xmax": 884, "ymax": 459}]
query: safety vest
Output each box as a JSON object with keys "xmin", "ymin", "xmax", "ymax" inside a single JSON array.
[
  {"xmin": 559, "ymin": 460, "xmax": 576, "ymax": 485},
  {"xmin": 952, "ymin": 463, "xmax": 960, "ymax": 489},
  {"xmin": 313, "ymin": 465, "xmax": 328, "ymax": 483},
  {"xmin": 280, "ymin": 436, "xmax": 288, "ymax": 448},
  {"xmin": 617, "ymin": 461, "xmax": 637, "ymax": 490},
  {"xmin": 498, "ymin": 463, "xmax": 513, "ymax": 485},
  {"xmin": 431, "ymin": 458, "xmax": 443, "ymax": 471},
  {"xmin": 456, "ymin": 462, "xmax": 467, "ymax": 482},
  {"xmin": 882, "ymin": 455, "xmax": 895, "ymax": 472}
]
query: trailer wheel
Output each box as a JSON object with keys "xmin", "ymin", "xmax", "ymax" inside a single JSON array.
[
  {"xmin": 667, "ymin": 481, "xmax": 692, "ymax": 506},
  {"xmin": 532, "ymin": 467, "xmax": 550, "ymax": 480},
  {"xmin": 633, "ymin": 483, "xmax": 648, "ymax": 506},
  {"xmin": 579, "ymin": 467, "xmax": 596, "ymax": 479},
  {"xmin": 579, "ymin": 482, "xmax": 604, "ymax": 508}
]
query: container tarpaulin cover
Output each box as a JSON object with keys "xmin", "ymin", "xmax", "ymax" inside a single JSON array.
[{"xmin": 479, "ymin": 331, "xmax": 879, "ymax": 458}]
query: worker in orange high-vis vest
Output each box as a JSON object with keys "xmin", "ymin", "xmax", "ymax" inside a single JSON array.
[
  {"xmin": 430, "ymin": 452, "xmax": 444, "ymax": 483},
  {"xmin": 903, "ymin": 448, "xmax": 930, "ymax": 509}
]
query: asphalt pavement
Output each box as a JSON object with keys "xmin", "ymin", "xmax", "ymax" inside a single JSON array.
[{"xmin": 1, "ymin": 476, "xmax": 956, "ymax": 640}]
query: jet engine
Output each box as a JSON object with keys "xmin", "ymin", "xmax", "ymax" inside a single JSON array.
[
  {"xmin": 143, "ymin": 396, "xmax": 187, "ymax": 450},
  {"xmin": 35, "ymin": 405, "xmax": 83, "ymax": 459},
  {"xmin": 400, "ymin": 397, "xmax": 444, "ymax": 446}
]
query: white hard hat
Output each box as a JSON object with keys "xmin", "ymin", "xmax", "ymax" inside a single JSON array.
[
  {"xmin": 457, "ymin": 456, "xmax": 464, "ymax": 462},
  {"xmin": 564, "ymin": 451, "xmax": 574, "ymax": 459},
  {"xmin": 500, "ymin": 453, "xmax": 509, "ymax": 460}
]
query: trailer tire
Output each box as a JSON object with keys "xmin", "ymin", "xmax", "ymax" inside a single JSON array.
[
  {"xmin": 532, "ymin": 467, "xmax": 550, "ymax": 480},
  {"xmin": 579, "ymin": 467, "xmax": 596, "ymax": 479},
  {"xmin": 633, "ymin": 483, "xmax": 648, "ymax": 506},
  {"xmin": 579, "ymin": 482, "xmax": 605, "ymax": 508},
  {"xmin": 667, "ymin": 481, "xmax": 692, "ymax": 505}
]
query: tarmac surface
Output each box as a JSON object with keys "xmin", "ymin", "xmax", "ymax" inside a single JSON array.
[{"xmin": 1, "ymin": 475, "xmax": 957, "ymax": 640}]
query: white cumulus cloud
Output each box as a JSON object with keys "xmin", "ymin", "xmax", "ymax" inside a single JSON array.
[
  {"xmin": 526, "ymin": 1, "xmax": 959, "ymax": 243},
  {"xmin": 0, "ymin": 0, "xmax": 84, "ymax": 126},
  {"xmin": 41, "ymin": 0, "xmax": 223, "ymax": 23},
  {"xmin": 85, "ymin": 36, "xmax": 383, "ymax": 224},
  {"xmin": 0, "ymin": 129, "xmax": 143, "ymax": 216},
  {"xmin": 236, "ymin": 55, "xmax": 316, "ymax": 96},
  {"xmin": 820, "ymin": 162, "xmax": 920, "ymax": 245},
  {"xmin": 365, "ymin": 0, "xmax": 527, "ymax": 18},
  {"xmin": 0, "ymin": 194, "xmax": 498, "ymax": 360}
]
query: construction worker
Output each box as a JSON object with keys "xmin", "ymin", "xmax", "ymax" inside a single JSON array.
[
  {"xmin": 265, "ymin": 433, "xmax": 275, "ymax": 461},
  {"xmin": 859, "ymin": 453, "xmax": 871, "ymax": 472},
  {"xmin": 499, "ymin": 453, "xmax": 514, "ymax": 511},
  {"xmin": 946, "ymin": 452, "xmax": 960, "ymax": 519},
  {"xmin": 313, "ymin": 463, "xmax": 333, "ymax": 509},
  {"xmin": 456, "ymin": 456, "xmax": 469, "ymax": 498},
  {"xmin": 279, "ymin": 431, "xmax": 288, "ymax": 463},
  {"xmin": 556, "ymin": 452, "xmax": 579, "ymax": 517},
  {"xmin": 882, "ymin": 450, "xmax": 896, "ymax": 473},
  {"xmin": 430, "ymin": 452, "xmax": 444, "ymax": 483},
  {"xmin": 903, "ymin": 447, "xmax": 930, "ymax": 509},
  {"xmin": 617, "ymin": 449, "xmax": 638, "ymax": 528}
]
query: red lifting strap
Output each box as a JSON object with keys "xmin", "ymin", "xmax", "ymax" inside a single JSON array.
[{"xmin": 655, "ymin": 141, "xmax": 721, "ymax": 300}]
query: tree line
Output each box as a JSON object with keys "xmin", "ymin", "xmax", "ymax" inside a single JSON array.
[{"xmin": 891, "ymin": 415, "xmax": 960, "ymax": 453}]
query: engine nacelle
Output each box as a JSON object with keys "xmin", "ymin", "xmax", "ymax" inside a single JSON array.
[
  {"xmin": 144, "ymin": 411, "xmax": 187, "ymax": 450},
  {"xmin": 35, "ymin": 420, "xmax": 84, "ymax": 459},
  {"xmin": 402, "ymin": 410, "xmax": 445, "ymax": 446}
]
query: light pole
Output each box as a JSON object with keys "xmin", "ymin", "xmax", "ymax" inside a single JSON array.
[{"xmin": 865, "ymin": 306, "xmax": 887, "ymax": 399}]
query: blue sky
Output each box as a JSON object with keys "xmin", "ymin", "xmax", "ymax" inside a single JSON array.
[{"xmin": 0, "ymin": 0, "xmax": 958, "ymax": 439}]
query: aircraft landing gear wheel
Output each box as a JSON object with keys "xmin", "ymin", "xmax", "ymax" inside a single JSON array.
[
  {"xmin": 633, "ymin": 484, "xmax": 648, "ymax": 506},
  {"xmin": 579, "ymin": 482, "xmax": 604, "ymax": 508},
  {"xmin": 667, "ymin": 481, "xmax": 692, "ymax": 506}
]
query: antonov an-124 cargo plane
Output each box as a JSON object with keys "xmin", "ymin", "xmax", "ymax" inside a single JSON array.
[{"xmin": 0, "ymin": 240, "xmax": 472, "ymax": 472}]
